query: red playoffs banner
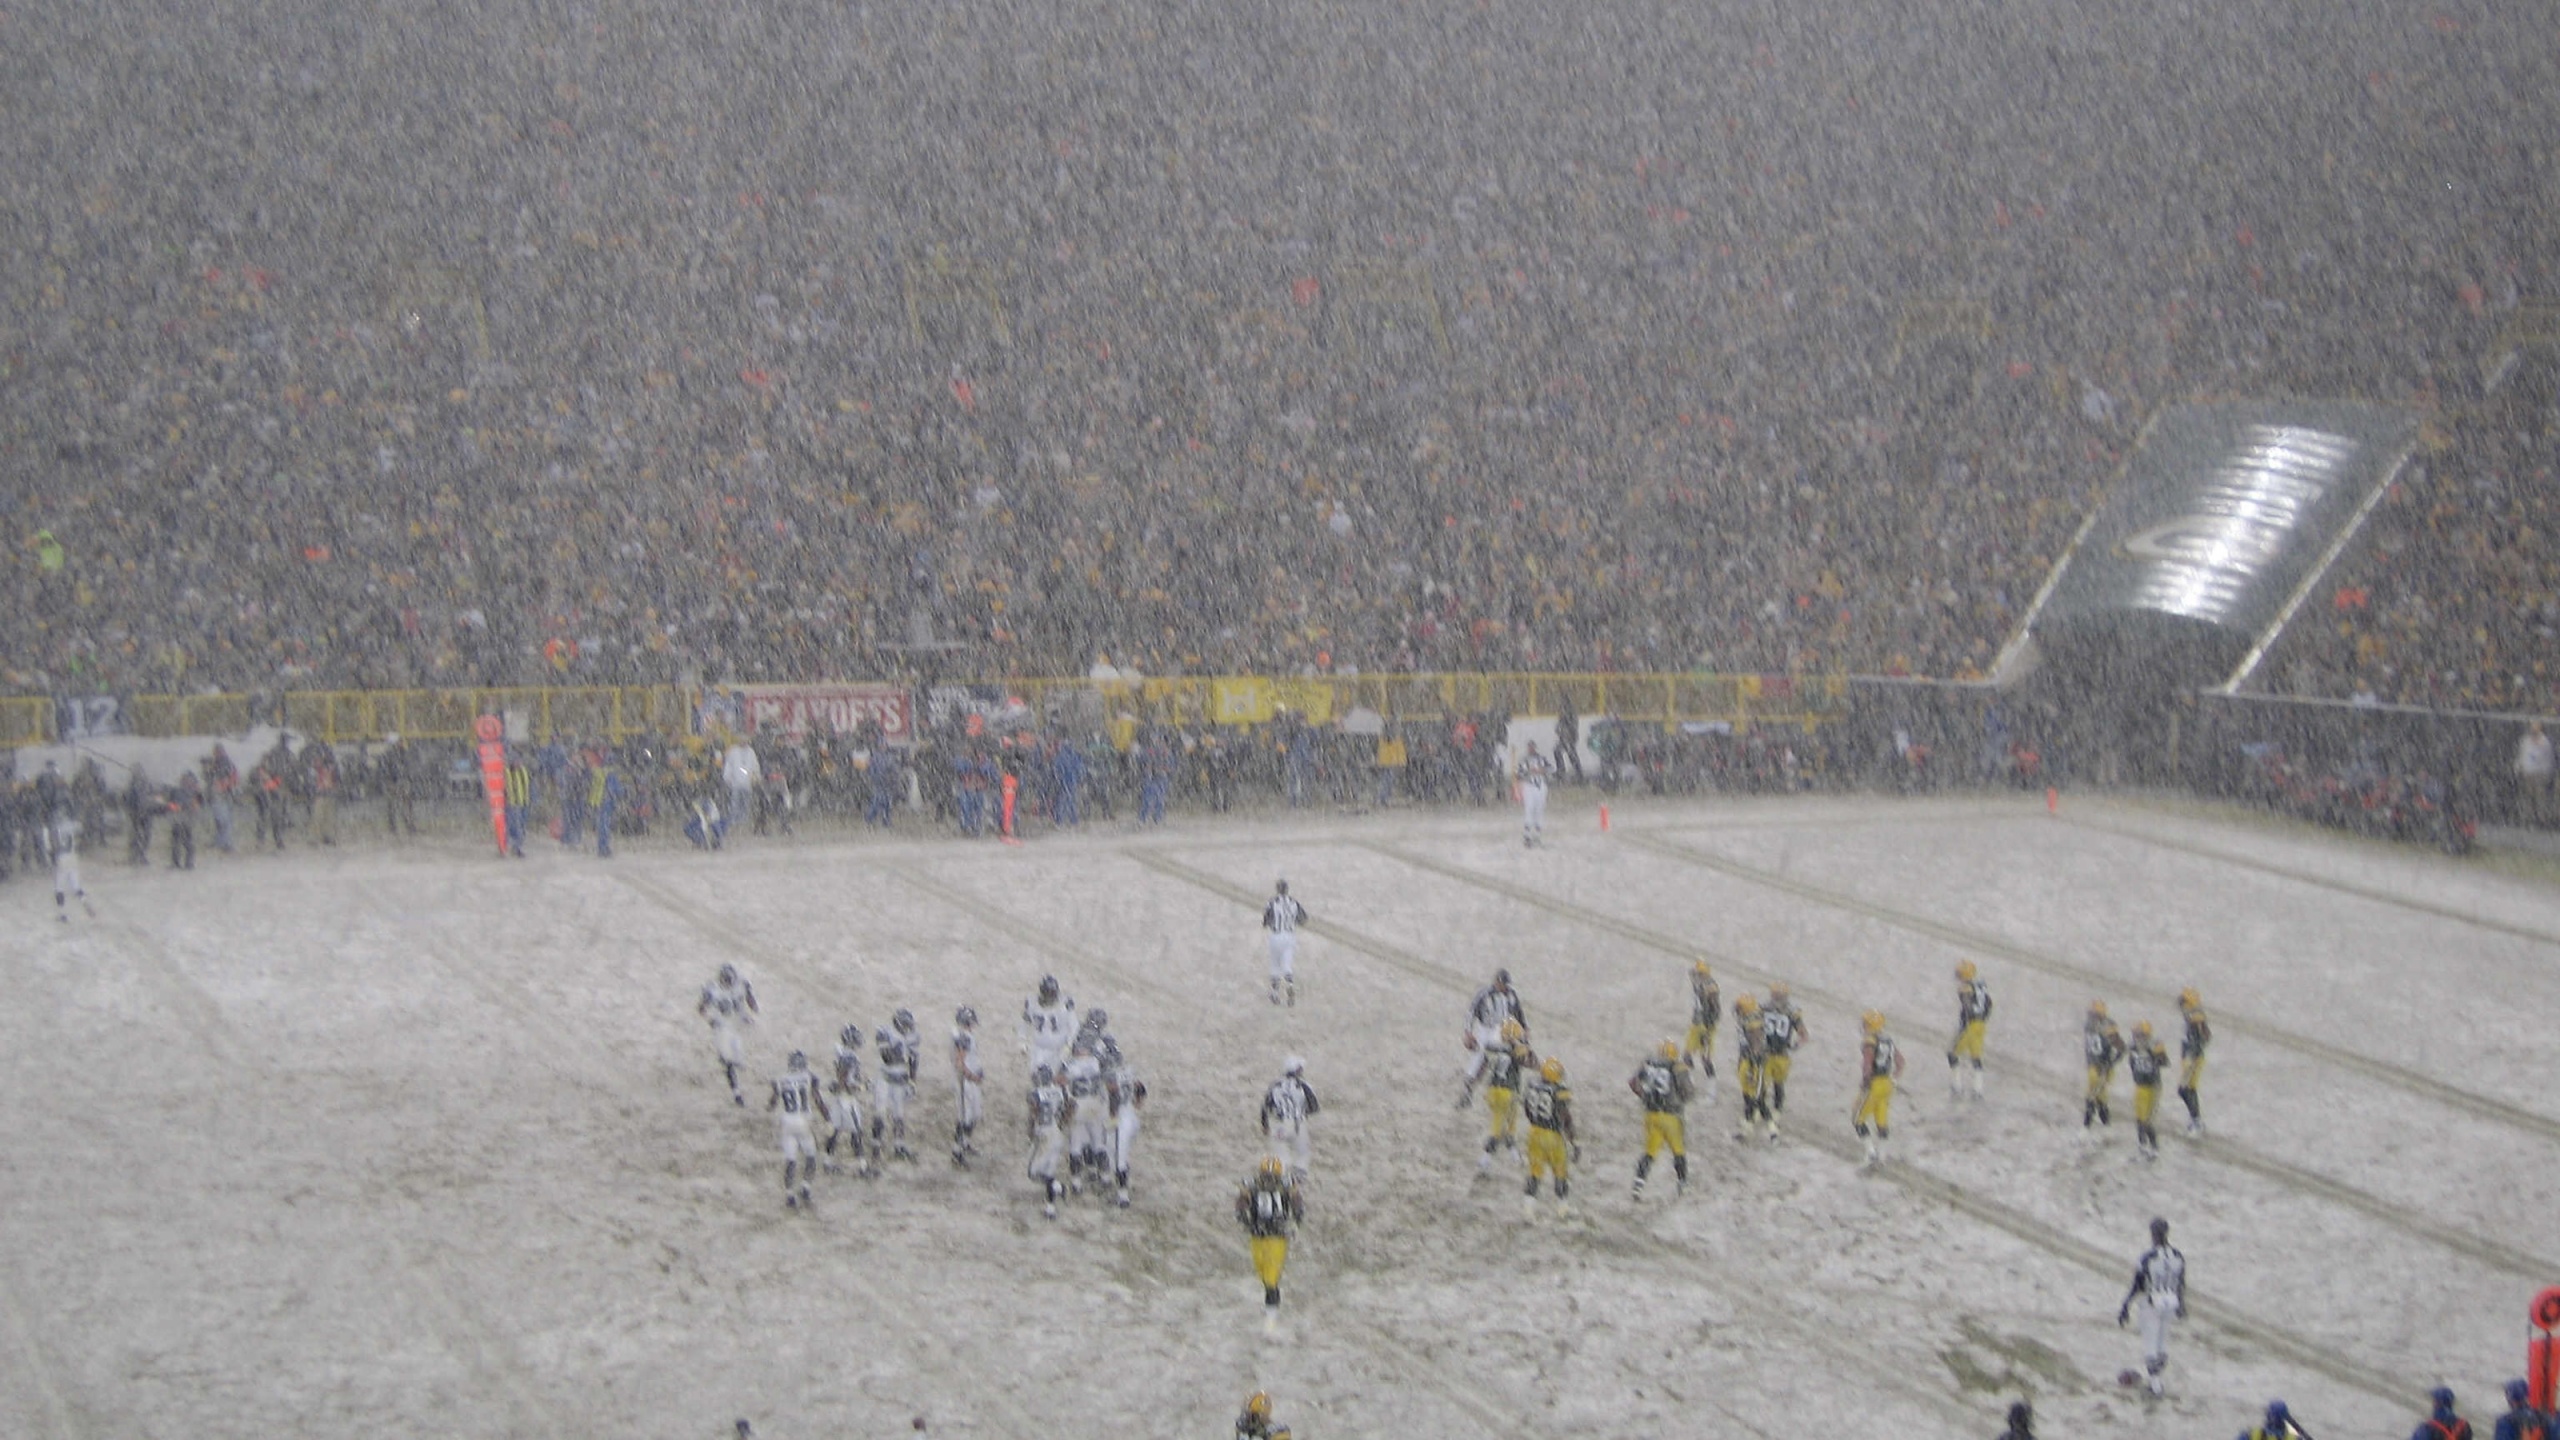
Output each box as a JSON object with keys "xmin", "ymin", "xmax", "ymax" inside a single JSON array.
[{"xmin": 702, "ymin": 684, "xmax": 915, "ymax": 744}]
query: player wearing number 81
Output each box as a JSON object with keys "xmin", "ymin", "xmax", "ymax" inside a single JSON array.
[
  {"xmin": 1629, "ymin": 1039, "xmax": 1693, "ymax": 1200},
  {"xmin": 1854, "ymin": 1011, "xmax": 1905, "ymax": 1167},
  {"xmin": 769, "ymin": 1051, "xmax": 820, "ymax": 1210}
]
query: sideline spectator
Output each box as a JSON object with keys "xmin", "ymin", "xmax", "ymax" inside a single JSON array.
[{"xmin": 2516, "ymin": 721, "xmax": 2553, "ymax": 827}]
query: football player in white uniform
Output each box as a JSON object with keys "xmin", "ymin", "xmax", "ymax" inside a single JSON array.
[
  {"xmin": 873, "ymin": 1010, "xmax": 922, "ymax": 1162},
  {"xmin": 1108, "ymin": 1067, "xmax": 1146, "ymax": 1209},
  {"xmin": 951, "ymin": 1006, "xmax": 984, "ymax": 1166},
  {"xmin": 1027, "ymin": 1064, "xmax": 1071, "ymax": 1219},
  {"xmin": 1457, "ymin": 969, "xmax": 1528, "ymax": 1109},
  {"xmin": 824, "ymin": 1024, "xmax": 870, "ymax": 1175},
  {"xmin": 1021, "ymin": 974, "xmax": 1077, "ymax": 1078},
  {"xmin": 1516, "ymin": 741, "xmax": 1552, "ymax": 847},
  {"xmin": 768, "ymin": 1051, "xmax": 821, "ymax": 1209},
  {"xmin": 1062, "ymin": 1039, "xmax": 1111, "ymax": 1194},
  {"xmin": 1260, "ymin": 1056, "xmax": 1319, "ymax": 1180},
  {"xmin": 50, "ymin": 813, "xmax": 91, "ymax": 921},
  {"xmin": 697, "ymin": 965, "xmax": 759, "ymax": 1105},
  {"xmin": 1261, "ymin": 880, "xmax": 1308, "ymax": 1006}
]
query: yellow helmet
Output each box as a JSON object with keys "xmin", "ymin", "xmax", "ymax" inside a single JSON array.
[
  {"xmin": 1540, "ymin": 1057, "xmax": 1564, "ymax": 1084},
  {"xmin": 1735, "ymin": 993, "xmax": 1760, "ymax": 1015},
  {"xmin": 1499, "ymin": 1018, "xmax": 1525, "ymax": 1045},
  {"xmin": 1956, "ymin": 960, "xmax": 1978, "ymax": 981},
  {"xmin": 1258, "ymin": 1156, "xmax": 1285, "ymax": 1180},
  {"xmin": 2178, "ymin": 987, "xmax": 2201, "ymax": 1010},
  {"xmin": 2088, "ymin": 999, "xmax": 2108, "ymax": 1019},
  {"xmin": 1692, "ymin": 957, "xmax": 1713, "ymax": 978},
  {"xmin": 1657, "ymin": 1038, "xmax": 1681, "ymax": 1062},
  {"xmin": 1862, "ymin": 1010, "xmax": 1885, "ymax": 1034},
  {"xmin": 2132, "ymin": 1020, "xmax": 2153, "ymax": 1039},
  {"xmin": 1245, "ymin": 1391, "xmax": 1273, "ymax": 1421},
  {"xmin": 1769, "ymin": 983, "xmax": 1790, "ymax": 1003}
]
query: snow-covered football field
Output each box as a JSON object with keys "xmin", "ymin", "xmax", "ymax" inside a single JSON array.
[{"xmin": 5, "ymin": 790, "xmax": 2555, "ymax": 1439}]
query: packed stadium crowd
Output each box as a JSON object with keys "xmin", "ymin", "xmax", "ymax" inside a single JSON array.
[
  {"xmin": 2264, "ymin": 393, "xmax": 2560, "ymax": 713},
  {"xmin": 1, "ymin": 0, "xmax": 2551, "ymax": 715}
]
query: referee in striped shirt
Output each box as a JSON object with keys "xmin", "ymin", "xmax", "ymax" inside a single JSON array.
[{"xmin": 1263, "ymin": 880, "xmax": 1308, "ymax": 1007}]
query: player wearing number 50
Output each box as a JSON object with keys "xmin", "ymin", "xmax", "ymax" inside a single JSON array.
[
  {"xmin": 1520, "ymin": 1056, "xmax": 1577, "ymax": 1217},
  {"xmin": 1759, "ymin": 984, "xmax": 1807, "ymax": 1141},
  {"xmin": 1236, "ymin": 1157, "xmax": 1304, "ymax": 1332},
  {"xmin": 2117, "ymin": 1216, "xmax": 2186, "ymax": 1397},
  {"xmin": 1854, "ymin": 1011, "xmax": 1906, "ymax": 1167},
  {"xmin": 1629, "ymin": 1039, "xmax": 1693, "ymax": 1200}
]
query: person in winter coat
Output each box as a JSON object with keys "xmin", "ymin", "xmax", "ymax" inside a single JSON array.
[
  {"xmin": 166, "ymin": 772, "xmax": 203, "ymax": 870},
  {"xmin": 124, "ymin": 764, "xmax": 158, "ymax": 864},
  {"xmin": 722, "ymin": 737, "xmax": 760, "ymax": 836}
]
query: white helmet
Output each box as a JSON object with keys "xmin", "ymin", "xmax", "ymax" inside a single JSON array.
[{"xmin": 1283, "ymin": 1055, "xmax": 1305, "ymax": 1077}]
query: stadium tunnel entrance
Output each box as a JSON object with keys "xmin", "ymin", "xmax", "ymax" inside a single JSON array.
[{"xmin": 2002, "ymin": 401, "xmax": 2420, "ymax": 784}]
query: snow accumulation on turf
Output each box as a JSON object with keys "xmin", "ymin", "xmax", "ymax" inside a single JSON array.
[{"xmin": 4, "ymin": 790, "xmax": 2549, "ymax": 1438}]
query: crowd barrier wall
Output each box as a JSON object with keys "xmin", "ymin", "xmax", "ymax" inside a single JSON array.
[{"xmin": 4, "ymin": 673, "xmax": 1847, "ymax": 749}]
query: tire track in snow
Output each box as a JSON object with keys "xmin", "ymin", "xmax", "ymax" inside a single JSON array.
[
  {"xmin": 867, "ymin": 859, "xmax": 1538, "ymax": 1440},
  {"xmin": 606, "ymin": 866, "xmax": 1063, "ymax": 1439},
  {"xmin": 1624, "ymin": 829, "xmax": 2560, "ymax": 1149},
  {"xmin": 1124, "ymin": 846, "xmax": 1989, "ymax": 1434},
  {"xmin": 1336, "ymin": 840, "xmax": 2420, "ymax": 1410},
  {"xmin": 101, "ymin": 906, "xmax": 575, "ymax": 1439},
  {"xmin": 2050, "ymin": 807, "xmax": 2560, "ymax": 950}
]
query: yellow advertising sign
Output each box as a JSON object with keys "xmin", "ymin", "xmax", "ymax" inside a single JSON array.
[
  {"xmin": 1271, "ymin": 678, "xmax": 1335, "ymax": 724},
  {"xmin": 1211, "ymin": 677, "xmax": 1273, "ymax": 726}
]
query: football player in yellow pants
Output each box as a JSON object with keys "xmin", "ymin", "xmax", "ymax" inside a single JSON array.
[
  {"xmin": 1947, "ymin": 959, "xmax": 1991, "ymax": 1100},
  {"xmin": 1854, "ymin": 1011, "xmax": 1905, "ymax": 1165},
  {"xmin": 1520, "ymin": 1056, "xmax": 1576, "ymax": 1217},
  {"xmin": 1478, "ymin": 1019, "xmax": 1530, "ymax": 1176},
  {"xmin": 1236, "ymin": 1157, "xmax": 1303, "ymax": 1332},
  {"xmin": 1629, "ymin": 1039, "xmax": 1694, "ymax": 1200},
  {"xmin": 2083, "ymin": 1001, "xmax": 2125, "ymax": 1128},
  {"xmin": 1732, "ymin": 994, "xmax": 1770, "ymax": 1140},
  {"xmin": 2175, "ymin": 988, "xmax": 2211, "ymax": 1137},
  {"xmin": 1683, "ymin": 959, "xmax": 1720, "ymax": 1090},
  {"xmin": 2126, "ymin": 1021, "xmax": 2169, "ymax": 1160},
  {"xmin": 1761, "ymin": 983, "xmax": 1806, "ymax": 1141}
]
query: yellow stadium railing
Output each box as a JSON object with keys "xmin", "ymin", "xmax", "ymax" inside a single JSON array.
[
  {"xmin": 0, "ymin": 697, "xmax": 53, "ymax": 747},
  {"xmin": 997, "ymin": 671, "xmax": 1847, "ymax": 733},
  {"xmin": 10, "ymin": 673, "xmax": 1840, "ymax": 746}
]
